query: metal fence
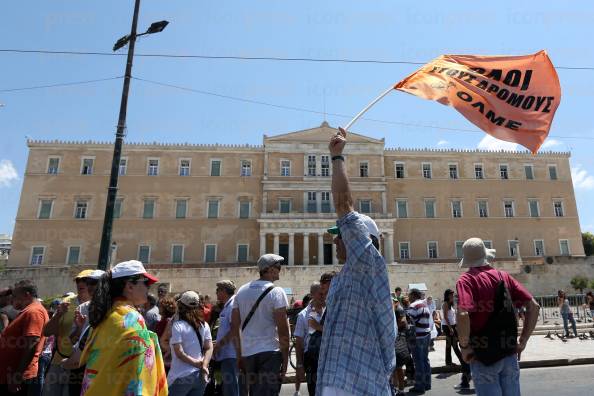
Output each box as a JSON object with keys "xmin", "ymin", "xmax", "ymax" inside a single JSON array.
[{"xmin": 534, "ymin": 294, "xmax": 592, "ymax": 325}]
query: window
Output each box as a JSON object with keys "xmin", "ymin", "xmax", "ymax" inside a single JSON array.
[
  {"xmin": 239, "ymin": 201, "xmax": 250, "ymax": 219},
  {"xmin": 171, "ymin": 245, "xmax": 184, "ymax": 264},
  {"xmin": 534, "ymin": 240, "xmax": 545, "ymax": 256},
  {"xmin": 399, "ymin": 242, "xmax": 410, "ymax": 260},
  {"xmin": 307, "ymin": 155, "xmax": 316, "ymax": 176},
  {"xmin": 528, "ymin": 200, "xmax": 540, "ymax": 217},
  {"xmin": 148, "ymin": 159, "xmax": 159, "ymax": 176},
  {"xmin": 484, "ymin": 240, "xmax": 493, "ymax": 249},
  {"xmin": 554, "ymin": 201, "xmax": 564, "ymax": 217},
  {"xmin": 240, "ymin": 160, "xmax": 252, "ymax": 176},
  {"xmin": 359, "ymin": 200, "xmax": 372, "ymax": 214},
  {"xmin": 478, "ymin": 200, "xmax": 489, "ymax": 218},
  {"xmin": 75, "ymin": 201, "xmax": 88, "ymax": 219},
  {"xmin": 237, "ymin": 244, "xmax": 249, "ymax": 262},
  {"xmin": 307, "ymin": 192, "xmax": 317, "ymax": 213},
  {"xmin": 38, "ymin": 199, "xmax": 53, "ymax": 219},
  {"xmin": 321, "ymin": 155, "xmax": 330, "ymax": 177},
  {"xmin": 30, "ymin": 246, "xmax": 44, "ymax": 266},
  {"xmin": 48, "ymin": 157, "xmax": 60, "ymax": 174},
  {"xmin": 559, "ymin": 240, "xmax": 570, "ymax": 256},
  {"xmin": 455, "ymin": 241, "xmax": 464, "ymax": 258},
  {"xmin": 175, "ymin": 199, "xmax": 187, "ymax": 219},
  {"xmin": 114, "ymin": 198, "xmax": 123, "ymax": 218},
  {"xmin": 396, "ymin": 199, "xmax": 408, "ymax": 218},
  {"xmin": 143, "ymin": 199, "xmax": 155, "ymax": 219},
  {"xmin": 204, "ymin": 244, "xmax": 217, "ymax": 263},
  {"xmin": 508, "ymin": 240, "xmax": 519, "ymax": 256},
  {"xmin": 449, "ymin": 164, "xmax": 458, "ymax": 179},
  {"xmin": 208, "ymin": 200, "xmax": 219, "ymax": 218},
  {"xmin": 138, "ymin": 245, "xmax": 151, "ymax": 264},
  {"xmin": 422, "ymin": 163, "xmax": 432, "ymax": 179},
  {"xmin": 210, "ymin": 159, "xmax": 221, "ymax": 176},
  {"xmin": 395, "ymin": 162, "xmax": 405, "ymax": 179},
  {"xmin": 119, "ymin": 158, "xmax": 127, "ymax": 176},
  {"xmin": 179, "ymin": 159, "xmax": 191, "ymax": 176},
  {"xmin": 474, "ymin": 164, "xmax": 484, "ymax": 179},
  {"xmin": 425, "ymin": 199, "xmax": 436, "ymax": 218},
  {"xmin": 499, "ymin": 164, "xmax": 509, "ymax": 179},
  {"xmin": 504, "ymin": 200, "xmax": 514, "ymax": 217},
  {"xmin": 524, "ymin": 164, "xmax": 534, "ymax": 180},
  {"xmin": 452, "ymin": 200, "xmax": 462, "ymax": 218},
  {"xmin": 359, "ymin": 162, "xmax": 369, "ymax": 177},
  {"xmin": 427, "ymin": 241, "xmax": 438, "ymax": 259},
  {"xmin": 321, "ymin": 192, "xmax": 331, "ymax": 213},
  {"xmin": 81, "ymin": 158, "xmax": 94, "ymax": 175},
  {"xmin": 279, "ymin": 199, "xmax": 291, "ymax": 213},
  {"xmin": 280, "ymin": 160, "xmax": 291, "ymax": 176},
  {"xmin": 548, "ymin": 165, "xmax": 558, "ymax": 180},
  {"xmin": 67, "ymin": 246, "xmax": 81, "ymax": 265}
]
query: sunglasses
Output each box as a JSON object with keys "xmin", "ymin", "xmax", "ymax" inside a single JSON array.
[{"xmin": 128, "ymin": 277, "xmax": 150, "ymax": 286}]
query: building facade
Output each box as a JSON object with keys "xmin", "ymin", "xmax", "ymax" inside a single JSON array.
[{"xmin": 8, "ymin": 123, "xmax": 584, "ymax": 268}]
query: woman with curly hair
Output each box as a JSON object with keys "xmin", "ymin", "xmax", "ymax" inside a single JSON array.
[
  {"xmin": 79, "ymin": 260, "xmax": 167, "ymax": 396},
  {"xmin": 168, "ymin": 291, "xmax": 213, "ymax": 396}
]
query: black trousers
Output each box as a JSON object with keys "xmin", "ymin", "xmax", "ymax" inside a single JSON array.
[
  {"xmin": 303, "ymin": 352, "xmax": 318, "ymax": 396},
  {"xmin": 444, "ymin": 325, "xmax": 470, "ymax": 381}
]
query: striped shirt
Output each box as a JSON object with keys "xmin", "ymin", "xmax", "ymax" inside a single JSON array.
[
  {"xmin": 408, "ymin": 300, "xmax": 431, "ymax": 337},
  {"xmin": 316, "ymin": 211, "xmax": 396, "ymax": 396}
]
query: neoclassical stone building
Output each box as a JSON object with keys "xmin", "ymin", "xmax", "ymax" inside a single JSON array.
[{"xmin": 8, "ymin": 122, "xmax": 584, "ymax": 268}]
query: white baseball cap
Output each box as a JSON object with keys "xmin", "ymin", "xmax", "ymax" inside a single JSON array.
[
  {"xmin": 111, "ymin": 260, "xmax": 159, "ymax": 285},
  {"xmin": 178, "ymin": 291, "xmax": 201, "ymax": 308},
  {"xmin": 257, "ymin": 254, "xmax": 285, "ymax": 271}
]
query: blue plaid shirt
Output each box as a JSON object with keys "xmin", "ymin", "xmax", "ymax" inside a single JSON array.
[{"xmin": 316, "ymin": 211, "xmax": 396, "ymax": 396}]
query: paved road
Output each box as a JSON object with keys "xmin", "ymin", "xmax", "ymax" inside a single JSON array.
[{"xmin": 280, "ymin": 364, "xmax": 594, "ymax": 395}]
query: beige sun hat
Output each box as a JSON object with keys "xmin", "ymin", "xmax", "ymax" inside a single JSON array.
[{"xmin": 459, "ymin": 237, "xmax": 496, "ymax": 268}]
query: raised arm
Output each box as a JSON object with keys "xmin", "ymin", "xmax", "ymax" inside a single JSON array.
[{"xmin": 330, "ymin": 127, "xmax": 354, "ymax": 218}]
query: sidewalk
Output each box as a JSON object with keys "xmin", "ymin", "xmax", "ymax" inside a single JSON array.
[{"xmin": 430, "ymin": 331, "xmax": 594, "ymax": 373}]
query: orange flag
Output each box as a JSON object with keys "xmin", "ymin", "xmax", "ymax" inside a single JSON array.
[{"xmin": 395, "ymin": 50, "xmax": 561, "ymax": 153}]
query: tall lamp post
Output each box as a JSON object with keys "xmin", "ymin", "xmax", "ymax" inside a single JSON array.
[{"xmin": 97, "ymin": 0, "xmax": 168, "ymax": 270}]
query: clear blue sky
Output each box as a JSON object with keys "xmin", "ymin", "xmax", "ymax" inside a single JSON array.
[{"xmin": 1, "ymin": 1, "xmax": 593, "ymax": 237}]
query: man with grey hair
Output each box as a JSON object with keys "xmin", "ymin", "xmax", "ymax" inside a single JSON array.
[
  {"xmin": 294, "ymin": 281, "xmax": 325, "ymax": 396},
  {"xmin": 214, "ymin": 279, "xmax": 239, "ymax": 396},
  {"xmin": 231, "ymin": 254, "xmax": 290, "ymax": 396}
]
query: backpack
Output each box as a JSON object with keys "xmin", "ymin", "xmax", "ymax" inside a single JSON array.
[{"xmin": 470, "ymin": 271, "xmax": 518, "ymax": 366}]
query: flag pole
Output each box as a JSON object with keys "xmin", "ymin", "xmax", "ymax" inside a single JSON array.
[{"xmin": 343, "ymin": 85, "xmax": 395, "ymax": 131}]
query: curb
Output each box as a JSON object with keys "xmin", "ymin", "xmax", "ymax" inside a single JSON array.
[{"xmin": 431, "ymin": 357, "xmax": 594, "ymax": 373}]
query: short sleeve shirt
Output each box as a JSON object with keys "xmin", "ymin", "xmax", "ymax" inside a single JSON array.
[
  {"xmin": 168, "ymin": 320, "xmax": 212, "ymax": 384},
  {"xmin": 456, "ymin": 266, "xmax": 532, "ymax": 333},
  {"xmin": 232, "ymin": 280, "xmax": 288, "ymax": 357},
  {"xmin": 0, "ymin": 301, "xmax": 48, "ymax": 382}
]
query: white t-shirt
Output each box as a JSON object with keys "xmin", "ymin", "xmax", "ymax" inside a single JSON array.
[
  {"xmin": 232, "ymin": 280, "xmax": 288, "ymax": 357},
  {"xmin": 167, "ymin": 320, "xmax": 212, "ymax": 384},
  {"xmin": 294, "ymin": 304, "xmax": 325, "ymax": 353}
]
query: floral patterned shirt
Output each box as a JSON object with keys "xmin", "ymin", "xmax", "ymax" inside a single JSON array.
[{"xmin": 80, "ymin": 299, "xmax": 168, "ymax": 396}]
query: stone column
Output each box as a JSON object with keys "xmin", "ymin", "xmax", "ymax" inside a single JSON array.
[
  {"xmin": 303, "ymin": 233, "xmax": 309, "ymax": 265},
  {"xmin": 288, "ymin": 233, "xmax": 295, "ymax": 266},
  {"xmin": 382, "ymin": 191, "xmax": 387, "ymax": 214},
  {"xmin": 318, "ymin": 233, "xmax": 324, "ymax": 265},
  {"xmin": 273, "ymin": 233, "xmax": 280, "ymax": 255},
  {"xmin": 385, "ymin": 232, "xmax": 394, "ymax": 264},
  {"xmin": 332, "ymin": 242, "xmax": 338, "ymax": 264},
  {"xmin": 260, "ymin": 232, "xmax": 266, "ymax": 256}
]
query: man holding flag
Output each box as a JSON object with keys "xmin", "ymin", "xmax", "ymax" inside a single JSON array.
[{"xmin": 315, "ymin": 127, "xmax": 396, "ymax": 396}]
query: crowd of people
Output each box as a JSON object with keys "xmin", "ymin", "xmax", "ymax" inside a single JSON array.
[{"xmin": 0, "ymin": 127, "xmax": 572, "ymax": 396}]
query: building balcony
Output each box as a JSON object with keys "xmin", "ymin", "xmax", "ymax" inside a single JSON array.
[{"xmin": 259, "ymin": 211, "xmax": 394, "ymax": 219}]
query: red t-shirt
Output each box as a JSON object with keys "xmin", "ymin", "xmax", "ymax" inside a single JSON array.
[
  {"xmin": 0, "ymin": 301, "xmax": 49, "ymax": 383},
  {"xmin": 456, "ymin": 266, "xmax": 532, "ymax": 333}
]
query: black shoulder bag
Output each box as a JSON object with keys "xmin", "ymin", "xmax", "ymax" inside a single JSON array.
[
  {"xmin": 469, "ymin": 271, "xmax": 518, "ymax": 366},
  {"xmin": 241, "ymin": 285, "xmax": 275, "ymax": 331}
]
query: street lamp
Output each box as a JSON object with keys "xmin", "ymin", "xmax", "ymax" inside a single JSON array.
[{"xmin": 97, "ymin": 0, "xmax": 168, "ymax": 270}]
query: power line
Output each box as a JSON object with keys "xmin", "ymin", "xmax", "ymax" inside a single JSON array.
[
  {"xmin": 132, "ymin": 76, "xmax": 594, "ymax": 141},
  {"xmin": 0, "ymin": 76, "xmax": 123, "ymax": 93},
  {"xmin": 1, "ymin": 49, "xmax": 593, "ymax": 70}
]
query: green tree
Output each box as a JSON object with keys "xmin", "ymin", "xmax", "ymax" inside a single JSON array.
[
  {"xmin": 583, "ymin": 232, "xmax": 594, "ymax": 256},
  {"xmin": 570, "ymin": 276, "xmax": 589, "ymax": 294},
  {"xmin": 590, "ymin": 279, "xmax": 594, "ymax": 291}
]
